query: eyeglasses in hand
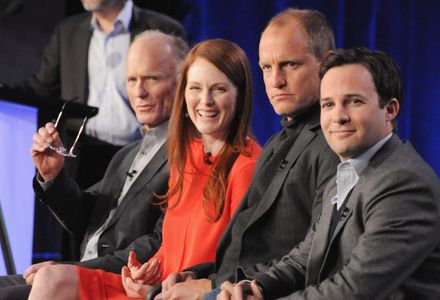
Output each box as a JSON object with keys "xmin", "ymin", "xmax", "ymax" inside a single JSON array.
[{"xmin": 48, "ymin": 97, "xmax": 92, "ymax": 158}]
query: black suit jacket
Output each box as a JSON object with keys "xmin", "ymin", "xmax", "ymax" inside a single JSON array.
[
  {"xmin": 33, "ymin": 139, "xmax": 168, "ymax": 273},
  {"xmin": 255, "ymin": 135, "xmax": 440, "ymax": 299},
  {"xmin": 22, "ymin": 5, "xmax": 186, "ymax": 105},
  {"xmin": 190, "ymin": 110, "xmax": 339, "ymax": 287}
]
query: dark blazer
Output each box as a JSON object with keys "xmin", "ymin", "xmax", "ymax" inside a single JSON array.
[
  {"xmin": 255, "ymin": 135, "xmax": 440, "ymax": 299},
  {"xmin": 22, "ymin": 5, "xmax": 186, "ymax": 105},
  {"xmin": 190, "ymin": 110, "xmax": 339, "ymax": 287},
  {"xmin": 33, "ymin": 139, "xmax": 168, "ymax": 272}
]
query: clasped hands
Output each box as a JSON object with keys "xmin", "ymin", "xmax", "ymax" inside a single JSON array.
[
  {"xmin": 120, "ymin": 258, "xmax": 262, "ymax": 300},
  {"xmin": 217, "ymin": 280, "xmax": 263, "ymax": 300},
  {"xmin": 121, "ymin": 251, "xmax": 163, "ymax": 298}
]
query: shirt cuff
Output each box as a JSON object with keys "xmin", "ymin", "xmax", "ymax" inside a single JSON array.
[{"xmin": 36, "ymin": 173, "xmax": 56, "ymax": 191}]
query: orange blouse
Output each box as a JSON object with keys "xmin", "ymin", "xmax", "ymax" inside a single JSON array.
[{"xmin": 77, "ymin": 139, "xmax": 261, "ymax": 300}]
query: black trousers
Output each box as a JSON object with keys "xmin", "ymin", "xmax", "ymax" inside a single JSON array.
[{"xmin": 0, "ymin": 275, "xmax": 31, "ymax": 299}]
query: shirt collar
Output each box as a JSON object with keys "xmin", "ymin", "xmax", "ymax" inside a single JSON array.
[
  {"xmin": 140, "ymin": 120, "xmax": 169, "ymax": 138},
  {"xmin": 90, "ymin": 0, "xmax": 133, "ymax": 33},
  {"xmin": 345, "ymin": 132, "xmax": 393, "ymax": 177}
]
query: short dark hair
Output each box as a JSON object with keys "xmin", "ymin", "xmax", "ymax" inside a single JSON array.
[
  {"xmin": 264, "ymin": 8, "xmax": 335, "ymax": 60},
  {"xmin": 320, "ymin": 47, "xmax": 402, "ymax": 128}
]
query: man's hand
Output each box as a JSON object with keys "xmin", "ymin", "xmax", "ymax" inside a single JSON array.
[
  {"xmin": 127, "ymin": 251, "xmax": 163, "ymax": 285},
  {"xmin": 121, "ymin": 266, "xmax": 153, "ymax": 298},
  {"xmin": 31, "ymin": 122, "xmax": 65, "ymax": 181},
  {"xmin": 23, "ymin": 261, "xmax": 57, "ymax": 285},
  {"xmin": 160, "ymin": 278, "xmax": 211, "ymax": 300},
  {"xmin": 162, "ymin": 271, "xmax": 196, "ymax": 292},
  {"xmin": 217, "ymin": 280, "xmax": 263, "ymax": 300}
]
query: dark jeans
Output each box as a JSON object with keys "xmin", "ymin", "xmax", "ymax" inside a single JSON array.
[{"xmin": 0, "ymin": 275, "xmax": 32, "ymax": 299}]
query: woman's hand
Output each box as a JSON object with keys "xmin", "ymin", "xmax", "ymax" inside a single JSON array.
[
  {"xmin": 127, "ymin": 251, "xmax": 163, "ymax": 284},
  {"xmin": 121, "ymin": 266, "xmax": 153, "ymax": 298}
]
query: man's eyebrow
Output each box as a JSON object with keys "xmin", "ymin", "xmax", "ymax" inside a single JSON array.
[{"xmin": 320, "ymin": 97, "xmax": 332, "ymax": 102}]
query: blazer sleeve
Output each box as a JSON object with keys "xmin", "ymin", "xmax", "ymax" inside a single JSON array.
[
  {"xmin": 75, "ymin": 215, "xmax": 163, "ymax": 273},
  {"xmin": 184, "ymin": 262, "xmax": 216, "ymax": 279},
  {"xmin": 33, "ymin": 169, "xmax": 98, "ymax": 237},
  {"xmin": 251, "ymin": 221, "xmax": 315, "ymax": 299}
]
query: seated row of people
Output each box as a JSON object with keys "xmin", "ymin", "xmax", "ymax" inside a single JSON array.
[{"xmin": 1, "ymin": 7, "xmax": 439, "ymax": 300}]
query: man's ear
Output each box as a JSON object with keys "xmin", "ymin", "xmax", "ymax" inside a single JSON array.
[{"xmin": 385, "ymin": 98, "xmax": 400, "ymax": 122}]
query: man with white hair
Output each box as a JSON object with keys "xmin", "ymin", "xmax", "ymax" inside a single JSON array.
[{"xmin": 0, "ymin": 30, "xmax": 188, "ymax": 300}]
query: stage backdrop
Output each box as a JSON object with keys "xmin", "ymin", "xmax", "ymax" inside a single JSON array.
[{"xmin": 179, "ymin": 0, "xmax": 440, "ymax": 175}]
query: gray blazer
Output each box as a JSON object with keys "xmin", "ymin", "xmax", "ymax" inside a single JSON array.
[
  {"xmin": 33, "ymin": 139, "xmax": 168, "ymax": 273},
  {"xmin": 255, "ymin": 135, "xmax": 440, "ymax": 299},
  {"xmin": 190, "ymin": 109, "xmax": 339, "ymax": 287}
]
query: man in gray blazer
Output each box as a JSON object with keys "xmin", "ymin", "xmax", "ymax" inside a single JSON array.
[
  {"xmin": 0, "ymin": 31, "xmax": 188, "ymax": 299},
  {"xmin": 219, "ymin": 48, "xmax": 440, "ymax": 299},
  {"xmin": 157, "ymin": 8, "xmax": 339, "ymax": 299}
]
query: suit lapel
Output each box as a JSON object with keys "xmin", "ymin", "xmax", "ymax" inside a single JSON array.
[
  {"xmin": 325, "ymin": 136, "xmax": 402, "ymax": 249},
  {"xmin": 306, "ymin": 180, "xmax": 337, "ymax": 284},
  {"xmin": 108, "ymin": 143, "xmax": 140, "ymax": 199},
  {"xmin": 105, "ymin": 143, "xmax": 167, "ymax": 229},
  {"xmin": 324, "ymin": 136, "xmax": 402, "ymax": 250},
  {"xmin": 252, "ymin": 140, "xmax": 275, "ymax": 180},
  {"xmin": 215, "ymin": 137, "xmax": 276, "ymax": 261},
  {"xmin": 245, "ymin": 121, "xmax": 319, "ymax": 228},
  {"xmin": 306, "ymin": 180, "xmax": 354, "ymax": 284},
  {"xmin": 71, "ymin": 16, "xmax": 92, "ymax": 104}
]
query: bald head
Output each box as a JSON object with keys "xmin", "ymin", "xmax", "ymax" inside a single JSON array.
[{"xmin": 126, "ymin": 31, "xmax": 188, "ymax": 129}]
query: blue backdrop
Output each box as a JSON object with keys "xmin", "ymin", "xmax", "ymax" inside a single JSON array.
[{"xmin": 179, "ymin": 0, "xmax": 440, "ymax": 175}]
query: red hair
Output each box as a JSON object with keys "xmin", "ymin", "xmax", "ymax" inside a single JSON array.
[{"xmin": 160, "ymin": 39, "xmax": 254, "ymax": 221}]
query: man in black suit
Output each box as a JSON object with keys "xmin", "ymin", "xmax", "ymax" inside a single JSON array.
[
  {"xmin": 20, "ymin": 0, "xmax": 186, "ymax": 190},
  {"xmin": 219, "ymin": 48, "xmax": 440, "ymax": 300},
  {"xmin": 0, "ymin": 30, "xmax": 188, "ymax": 299},
  {"xmin": 157, "ymin": 8, "xmax": 339, "ymax": 300}
]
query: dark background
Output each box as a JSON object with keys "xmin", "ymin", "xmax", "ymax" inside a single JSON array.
[{"xmin": 1, "ymin": 0, "xmax": 439, "ymax": 262}]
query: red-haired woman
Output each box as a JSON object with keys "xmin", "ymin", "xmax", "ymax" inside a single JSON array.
[{"xmin": 29, "ymin": 38, "xmax": 261, "ymax": 300}]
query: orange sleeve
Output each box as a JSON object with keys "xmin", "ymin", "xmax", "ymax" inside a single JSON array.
[{"xmin": 148, "ymin": 245, "xmax": 165, "ymax": 266}]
